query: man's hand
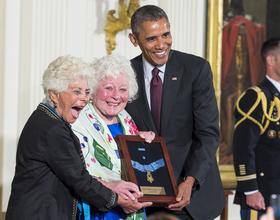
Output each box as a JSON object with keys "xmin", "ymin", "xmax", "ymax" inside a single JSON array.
[
  {"xmin": 168, "ymin": 176, "xmax": 195, "ymax": 211},
  {"xmin": 95, "ymin": 178, "xmax": 140, "ymax": 200},
  {"xmin": 246, "ymin": 191, "xmax": 266, "ymax": 210},
  {"xmin": 117, "ymin": 192, "xmax": 153, "ymax": 214}
]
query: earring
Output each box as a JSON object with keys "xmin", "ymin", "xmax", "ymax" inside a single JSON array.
[{"xmin": 51, "ymin": 100, "xmax": 57, "ymax": 109}]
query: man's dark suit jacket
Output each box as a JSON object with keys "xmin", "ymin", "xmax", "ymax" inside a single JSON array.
[
  {"xmin": 126, "ymin": 50, "xmax": 226, "ymax": 219},
  {"xmin": 233, "ymin": 78, "xmax": 280, "ymax": 210}
]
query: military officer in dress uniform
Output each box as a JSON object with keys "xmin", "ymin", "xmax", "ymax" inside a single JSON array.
[{"xmin": 233, "ymin": 37, "xmax": 280, "ymax": 220}]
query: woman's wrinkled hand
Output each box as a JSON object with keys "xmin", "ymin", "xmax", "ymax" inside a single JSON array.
[
  {"xmin": 137, "ymin": 131, "xmax": 155, "ymax": 143},
  {"xmin": 117, "ymin": 192, "xmax": 153, "ymax": 214},
  {"xmin": 95, "ymin": 178, "xmax": 140, "ymax": 200}
]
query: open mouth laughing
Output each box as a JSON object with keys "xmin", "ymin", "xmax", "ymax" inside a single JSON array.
[{"xmin": 71, "ymin": 106, "xmax": 84, "ymax": 119}]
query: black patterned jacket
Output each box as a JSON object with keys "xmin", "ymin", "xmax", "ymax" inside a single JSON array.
[{"xmin": 6, "ymin": 103, "xmax": 117, "ymax": 220}]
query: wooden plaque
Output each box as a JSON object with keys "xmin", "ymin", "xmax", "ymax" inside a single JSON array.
[{"xmin": 115, "ymin": 135, "xmax": 178, "ymax": 207}]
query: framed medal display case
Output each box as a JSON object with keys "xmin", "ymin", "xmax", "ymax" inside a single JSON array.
[{"xmin": 115, "ymin": 135, "xmax": 178, "ymax": 207}]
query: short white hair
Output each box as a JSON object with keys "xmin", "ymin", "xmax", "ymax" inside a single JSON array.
[
  {"xmin": 90, "ymin": 54, "xmax": 138, "ymax": 102},
  {"xmin": 42, "ymin": 55, "xmax": 96, "ymax": 104}
]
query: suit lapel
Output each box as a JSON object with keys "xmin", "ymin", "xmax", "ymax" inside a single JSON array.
[
  {"xmin": 161, "ymin": 50, "xmax": 183, "ymax": 132},
  {"xmin": 132, "ymin": 56, "xmax": 158, "ymax": 133},
  {"xmin": 131, "ymin": 51, "xmax": 184, "ymax": 135}
]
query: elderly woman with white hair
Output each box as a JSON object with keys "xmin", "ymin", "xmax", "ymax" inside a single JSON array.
[
  {"xmin": 6, "ymin": 55, "xmax": 150, "ymax": 220},
  {"xmin": 72, "ymin": 54, "xmax": 155, "ymax": 220}
]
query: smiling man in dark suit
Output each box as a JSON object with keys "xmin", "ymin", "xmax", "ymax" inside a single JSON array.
[{"xmin": 125, "ymin": 5, "xmax": 226, "ymax": 220}]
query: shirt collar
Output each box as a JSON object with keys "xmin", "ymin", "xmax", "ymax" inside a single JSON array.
[
  {"xmin": 37, "ymin": 102, "xmax": 72, "ymax": 126},
  {"xmin": 266, "ymin": 75, "xmax": 280, "ymax": 93},
  {"xmin": 142, "ymin": 55, "xmax": 166, "ymax": 79}
]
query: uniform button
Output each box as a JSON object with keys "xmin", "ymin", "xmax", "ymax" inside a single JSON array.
[
  {"xmin": 260, "ymin": 172, "xmax": 264, "ymax": 176},
  {"xmin": 276, "ymin": 93, "xmax": 279, "ymax": 96},
  {"xmin": 277, "ymin": 122, "xmax": 280, "ymax": 125}
]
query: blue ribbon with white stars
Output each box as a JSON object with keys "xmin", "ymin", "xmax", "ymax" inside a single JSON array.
[{"xmin": 131, "ymin": 158, "xmax": 165, "ymax": 172}]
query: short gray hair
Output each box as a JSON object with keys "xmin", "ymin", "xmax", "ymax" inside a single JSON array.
[
  {"xmin": 131, "ymin": 5, "xmax": 169, "ymax": 38},
  {"xmin": 90, "ymin": 54, "xmax": 138, "ymax": 102},
  {"xmin": 42, "ymin": 55, "xmax": 95, "ymax": 104}
]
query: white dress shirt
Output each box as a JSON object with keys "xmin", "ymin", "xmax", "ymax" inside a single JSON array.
[{"xmin": 266, "ymin": 75, "xmax": 280, "ymax": 92}]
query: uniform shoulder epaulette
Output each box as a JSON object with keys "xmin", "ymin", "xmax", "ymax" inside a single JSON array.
[
  {"xmin": 234, "ymin": 86, "xmax": 280, "ymax": 134},
  {"xmin": 249, "ymin": 86, "xmax": 262, "ymax": 93}
]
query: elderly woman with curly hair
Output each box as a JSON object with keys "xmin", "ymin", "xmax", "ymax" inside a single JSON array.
[
  {"xmin": 6, "ymin": 55, "xmax": 150, "ymax": 220},
  {"xmin": 72, "ymin": 54, "xmax": 155, "ymax": 220}
]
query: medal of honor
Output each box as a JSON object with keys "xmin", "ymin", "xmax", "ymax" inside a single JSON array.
[
  {"xmin": 131, "ymin": 158, "xmax": 165, "ymax": 183},
  {"xmin": 147, "ymin": 171, "xmax": 154, "ymax": 183}
]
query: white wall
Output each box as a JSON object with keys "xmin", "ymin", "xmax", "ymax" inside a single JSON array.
[
  {"xmin": 228, "ymin": 191, "xmax": 242, "ymax": 220},
  {"xmin": 0, "ymin": 0, "xmax": 241, "ymax": 219},
  {"xmin": 215, "ymin": 191, "xmax": 241, "ymax": 220}
]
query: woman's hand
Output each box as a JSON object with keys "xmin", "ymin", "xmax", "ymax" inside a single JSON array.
[
  {"xmin": 95, "ymin": 178, "xmax": 140, "ymax": 200},
  {"xmin": 117, "ymin": 192, "xmax": 153, "ymax": 214},
  {"xmin": 137, "ymin": 131, "xmax": 155, "ymax": 143}
]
